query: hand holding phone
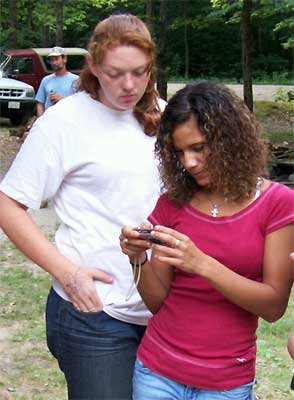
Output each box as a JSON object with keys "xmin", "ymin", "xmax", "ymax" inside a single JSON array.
[{"xmin": 133, "ymin": 228, "xmax": 164, "ymax": 245}]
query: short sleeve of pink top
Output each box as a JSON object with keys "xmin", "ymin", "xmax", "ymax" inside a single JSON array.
[{"xmin": 137, "ymin": 182, "xmax": 294, "ymax": 391}]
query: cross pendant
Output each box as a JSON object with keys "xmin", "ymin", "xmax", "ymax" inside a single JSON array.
[{"xmin": 211, "ymin": 204, "xmax": 219, "ymax": 217}]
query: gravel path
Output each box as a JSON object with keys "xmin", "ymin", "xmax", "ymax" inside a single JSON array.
[{"xmin": 168, "ymin": 83, "xmax": 294, "ymax": 100}]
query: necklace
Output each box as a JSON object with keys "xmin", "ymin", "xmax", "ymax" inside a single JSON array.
[
  {"xmin": 206, "ymin": 177, "xmax": 263, "ymax": 218},
  {"xmin": 210, "ymin": 203, "xmax": 221, "ymax": 217},
  {"xmin": 206, "ymin": 196, "xmax": 226, "ymax": 217}
]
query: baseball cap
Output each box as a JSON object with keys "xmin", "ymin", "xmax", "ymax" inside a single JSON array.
[{"xmin": 48, "ymin": 46, "xmax": 65, "ymax": 57}]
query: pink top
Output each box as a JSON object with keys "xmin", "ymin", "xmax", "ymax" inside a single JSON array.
[{"xmin": 137, "ymin": 182, "xmax": 294, "ymax": 390}]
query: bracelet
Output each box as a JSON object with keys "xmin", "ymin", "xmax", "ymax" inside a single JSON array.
[{"xmin": 129, "ymin": 253, "xmax": 148, "ymax": 267}]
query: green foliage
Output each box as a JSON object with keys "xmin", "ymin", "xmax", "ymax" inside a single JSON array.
[
  {"xmin": 274, "ymin": 88, "xmax": 294, "ymax": 103},
  {"xmin": 255, "ymin": 99, "xmax": 294, "ymax": 116},
  {"xmin": 253, "ymin": 71, "xmax": 293, "ymax": 85},
  {"xmin": 0, "ymin": 0, "xmax": 293, "ymax": 82},
  {"xmin": 253, "ymin": 0, "xmax": 294, "ymax": 50},
  {"xmin": 0, "ymin": 0, "xmax": 126, "ymax": 49},
  {"xmin": 254, "ymin": 100, "xmax": 294, "ymax": 142},
  {"xmin": 210, "ymin": 0, "xmax": 294, "ymax": 79}
]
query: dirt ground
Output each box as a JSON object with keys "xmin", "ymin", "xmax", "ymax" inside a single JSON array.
[
  {"xmin": 0, "ymin": 121, "xmax": 22, "ymax": 182},
  {"xmin": 168, "ymin": 83, "xmax": 294, "ymax": 101}
]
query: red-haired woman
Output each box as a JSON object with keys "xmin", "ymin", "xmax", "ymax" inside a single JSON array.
[{"xmin": 0, "ymin": 14, "xmax": 165, "ymax": 399}]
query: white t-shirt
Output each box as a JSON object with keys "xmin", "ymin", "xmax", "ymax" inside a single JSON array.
[{"xmin": 0, "ymin": 91, "xmax": 165, "ymax": 325}]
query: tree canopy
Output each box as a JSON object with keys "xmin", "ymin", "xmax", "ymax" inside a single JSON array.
[{"xmin": 1, "ymin": 0, "xmax": 293, "ymax": 83}]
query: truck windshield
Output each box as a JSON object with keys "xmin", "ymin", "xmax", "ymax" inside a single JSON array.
[{"xmin": 41, "ymin": 55, "xmax": 86, "ymax": 72}]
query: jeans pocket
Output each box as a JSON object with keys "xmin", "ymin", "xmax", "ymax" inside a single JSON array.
[
  {"xmin": 221, "ymin": 379, "xmax": 255, "ymax": 399},
  {"xmin": 60, "ymin": 296, "xmax": 106, "ymax": 327},
  {"xmin": 135, "ymin": 357, "xmax": 153, "ymax": 375},
  {"xmin": 66, "ymin": 300, "xmax": 104, "ymax": 316}
]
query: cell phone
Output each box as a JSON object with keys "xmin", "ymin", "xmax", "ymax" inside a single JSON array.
[{"xmin": 133, "ymin": 228, "xmax": 163, "ymax": 245}]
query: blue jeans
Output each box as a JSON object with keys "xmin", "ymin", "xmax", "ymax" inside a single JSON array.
[
  {"xmin": 46, "ymin": 287, "xmax": 146, "ymax": 400},
  {"xmin": 133, "ymin": 358, "xmax": 255, "ymax": 400}
]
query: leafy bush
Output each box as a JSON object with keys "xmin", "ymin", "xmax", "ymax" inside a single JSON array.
[
  {"xmin": 253, "ymin": 71, "xmax": 293, "ymax": 84},
  {"xmin": 274, "ymin": 88, "xmax": 294, "ymax": 103}
]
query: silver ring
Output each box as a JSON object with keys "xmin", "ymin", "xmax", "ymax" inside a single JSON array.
[
  {"xmin": 123, "ymin": 237, "xmax": 129, "ymax": 244},
  {"xmin": 175, "ymin": 239, "xmax": 181, "ymax": 248}
]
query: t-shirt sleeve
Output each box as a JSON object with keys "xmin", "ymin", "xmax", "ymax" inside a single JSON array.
[
  {"xmin": 157, "ymin": 98, "xmax": 167, "ymax": 112},
  {"xmin": 69, "ymin": 80, "xmax": 76, "ymax": 95},
  {"xmin": 0, "ymin": 113, "xmax": 65, "ymax": 209},
  {"xmin": 264, "ymin": 183, "xmax": 294, "ymax": 235},
  {"xmin": 148, "ymin": 194, "xmax": 177, "ymax": 228},
  {"xmin": 35, "ymin": 79, "xmax": 46, "ymax": 104},
  {"xmin": 69, "ymin": 75, "xmax": 79, "ymax": 95}
]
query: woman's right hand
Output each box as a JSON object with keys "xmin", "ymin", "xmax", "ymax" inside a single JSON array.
[
  {"xmin": 119, "ymin": 225, "xmax": 152, "ymax": 263},
  {"xmin": 0, "ymin": 192, "xmax": 113, "ymax": 313},
  {"xmin": 60, "ymin": 265, "xmax": 113, "ymax": 313}
]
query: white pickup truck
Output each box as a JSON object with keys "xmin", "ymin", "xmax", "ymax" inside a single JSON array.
[{"xmin": 0, "ymin": 71, "xmax": 35, "ymax": 126}]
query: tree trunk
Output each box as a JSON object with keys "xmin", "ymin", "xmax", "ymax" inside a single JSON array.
[
  {"xmin": 8, "ymin": 0, "xmax": 17, "ymax": 48},
  {"xmin": 157, "ymin": 0, "xmax": 168, "ymax": 100},
  {"xmin": 145, "ymin": 0, "xmax": 152, "ymax": 32},
  {"xmin": 241, "ymin": 0, "xmax": 253, "ymax": 112},
  {"xmin": 292, "ymin": 47, "xmax": 294, "ymax": 79},
  {"xmin": 184, "ymin": 0, "xmax": 189, "ymax": 79},
  {"xmin": 27, "ymin": 0, "xmax": 33, "ymax": 31},
  {"xmin": 257, "ymin": 26, "xmax": 262, "ymax": 54},
  {"xmin": 55, "ymin": 0, "xmax": 64, "ymax": 45},
  {"xmin": 42, "ymin": 25, "xmax": 50, "ymax": 47}
]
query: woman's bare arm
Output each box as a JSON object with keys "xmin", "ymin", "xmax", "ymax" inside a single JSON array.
[
  {"xmin": 150, "ymin": 224, "xmax": 294, "ymax": 322},
  {"xmin": 0, "ymin": 192, "xmax": 112, "ymax": 311}
]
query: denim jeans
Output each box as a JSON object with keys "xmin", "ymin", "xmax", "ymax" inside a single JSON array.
[
  {"xmin": 133, "ymin": 358, "xmax": 255, "ymax": 400},
  {"xmin": 46, "ymin": 287, "xmax": 146, "ymax": 400}
]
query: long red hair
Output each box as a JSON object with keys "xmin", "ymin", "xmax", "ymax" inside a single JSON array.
[{"xmin": 78, "ymin": 14, "xmax": 161, "ymax": 136}]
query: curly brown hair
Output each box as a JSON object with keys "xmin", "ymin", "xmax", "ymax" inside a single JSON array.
[
  {"xmin": 78, "ymin": 14, "xmax": 161, "ymax": 136},
  {"xmin": 155, "ymin": 81, "xmax": 268, "ymax": 205}
]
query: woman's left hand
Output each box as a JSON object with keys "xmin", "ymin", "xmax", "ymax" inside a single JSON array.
[{"xmin": 150, "ymin": 225, "xmax": 209, "ymax": 276}]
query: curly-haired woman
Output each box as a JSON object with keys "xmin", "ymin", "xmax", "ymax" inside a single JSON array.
[{"xmin": 120, "ymin": 81, "xmax": 294, "ymax": 399}]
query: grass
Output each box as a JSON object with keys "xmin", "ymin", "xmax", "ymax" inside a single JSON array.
[
  {"xmin": 0, "ymin": 238, "xmax": 293, "ymax": 399},
  {"xmin": 255, "ymin": 295, "xmax": 294, "ymax": 399},
  {"xmin": 0, "ymin": 241, "xmax": 67, "ymax": 399},
  {"xmin": 264, "ymin": 131, "xmax": 293, "ymax": 143},
  {"xmin": 254, "ymin": 100, "xmax": 294, "ymax": 120},
  {"xmin": 254, "ymin": 101, "xmax": 293, "ymax": 143}
]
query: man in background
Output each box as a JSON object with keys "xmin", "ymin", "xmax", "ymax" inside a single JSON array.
[{"xmin": 36, "ymin": 46, "xmax": 78, "ymax": 116}]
